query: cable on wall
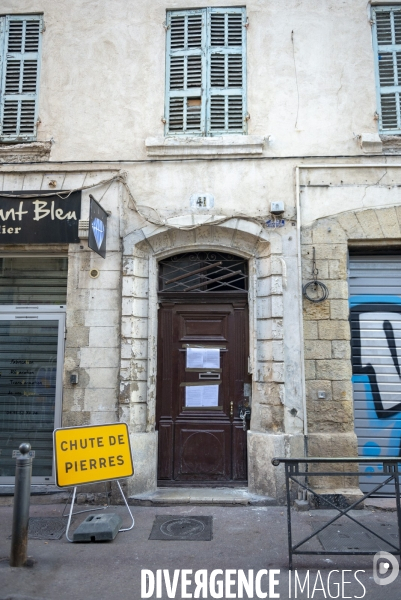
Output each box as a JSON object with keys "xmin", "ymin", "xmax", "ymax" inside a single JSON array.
[
  {"xmin": 291, "ymin": 30, "xmax": 300, "ymax": 130},
  {"xmin": 0, "ymin": 170, "xmax": 273, "ymax": 235},
  {"xmin": 302, "ymin": 246, "xmax": 329, "ymax": 303},
  {"xmin": 0, "ymin": 172, "xmax": 122, "ymax": 200},
  {"xmin": 118, "ymin": 172, "xmax": 272, "ymax": 233}
]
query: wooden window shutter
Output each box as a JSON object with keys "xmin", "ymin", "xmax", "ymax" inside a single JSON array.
[
  {"xmin": 373, "ymin": 7, "xmax": 401, "ymax": 133},
  {"xmin": 165, "ymin": 10, "xmax": 206, "ymax": 134},
  {"xmin": 0, "ymin": 15, "xmax": 43, "ymax": 141},
  {"xmin": 207, "ymin": 7, "xmax": 247, "ymax": 135}
]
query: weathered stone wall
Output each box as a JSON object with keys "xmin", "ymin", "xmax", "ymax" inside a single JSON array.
[
  {"xmin": 301, "ymin": 188, "xmax": 401, "ymax": 490},
  {"xmin": 62, "ymin": 176, "xmax": 122, "ymax": 429},
  {"xmin": 0, "ymin": 169, "xmax": 122, "ymax": 432}
]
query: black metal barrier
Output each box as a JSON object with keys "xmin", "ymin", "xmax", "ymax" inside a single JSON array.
[{"xmin": 271, "ymin": 457, "xmax": 401, "ymax": 570}]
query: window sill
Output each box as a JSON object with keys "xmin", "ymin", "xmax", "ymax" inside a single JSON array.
[
  {"xmin": 145, "ymin": 135, "xmax": 267, "ymax": 158},
  {"xmin": 380, "ymin": 134, "xmax": 401, "ymax": 154},
  {"xmin": 0, "ymin": 141, "xmax": 51, "ymax": 163},
  {"xmin": 358, "ymin": 133, "xmax": 383, "ymax": 154}
]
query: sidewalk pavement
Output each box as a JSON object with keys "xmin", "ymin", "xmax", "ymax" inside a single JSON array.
[{"xmin": 0, "ymin": 501, "xmax": 399, "ymax": 600}]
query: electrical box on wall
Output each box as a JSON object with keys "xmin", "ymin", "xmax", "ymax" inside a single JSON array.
[{"xmin": 270, "ymin": 201, "xmax": 285, "ymax": 215}]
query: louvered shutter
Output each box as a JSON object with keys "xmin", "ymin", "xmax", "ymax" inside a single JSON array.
[
  {"xmin": 165, "ymin": 10, "xmax": 206, "ymax": 134},
  {"xmin": 373, "ymin": 7, "xmax": 401, "ymax": 133},
  {"xmin": 0, "ymin": 15, "xmax": 42, "ymax": 142},
  {"xmin": 207, "ymin": 7, "xmax": 246, "ymax": 135}
]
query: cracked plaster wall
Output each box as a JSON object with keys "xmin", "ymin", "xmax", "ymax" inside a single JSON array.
[{"xmin": 0, "ymin": 0, "xmax": 379, "ymax": 160}]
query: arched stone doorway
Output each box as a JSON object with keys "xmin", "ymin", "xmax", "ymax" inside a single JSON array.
[
  {"xmin": 121, "ymin": 221, "xmax": 304, "ymax": 500},
  {"xmin": 157, "ymin": 251, "xmax": 250, "ymax": 485}
]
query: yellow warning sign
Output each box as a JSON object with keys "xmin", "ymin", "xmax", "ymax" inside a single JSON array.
[{"xmin": 53, "ymin": 423, "xmax": 134, "ymax": 487}]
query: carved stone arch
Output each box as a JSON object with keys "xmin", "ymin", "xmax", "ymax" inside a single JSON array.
[{"xmin": 130, "ymin": 219, "xmax": 275, "ymax": 259}]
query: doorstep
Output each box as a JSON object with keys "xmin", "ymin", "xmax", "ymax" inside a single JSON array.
[{"xmin": 128, "ymin": 487, "xmax": 276, "ymax": 507}]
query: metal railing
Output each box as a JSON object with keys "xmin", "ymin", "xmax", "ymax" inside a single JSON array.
[{"xmin": 272, "ymin": 457, "xmax": 401, "ymax": 570}]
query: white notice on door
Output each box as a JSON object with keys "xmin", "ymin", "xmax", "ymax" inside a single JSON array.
[
  {"xmin": 186, "ymin": 348, "xmax": 204, "ymax": 369},
  {"xmin": 185, "ymin": 385, "xmax": 219, "ymax": 407},
  {"xmin": 185, "ymin": 386, "xmax": 203, "ymax": 407},
  {"xmin": 201, "ymin": 385, "xmax": 219, "ymax": 407},
  {"xmin": 186, "ymin": 348, "xmax": 220, "ymax": 369},
  {"xmin": 203, "ymin": 349, "xmax": 220, "ymax": 369}
]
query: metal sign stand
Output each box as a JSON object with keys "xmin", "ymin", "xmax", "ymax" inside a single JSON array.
[
  {"xmin": 62, "ymin": 480, "xmax": 110, "ymax": 517},
  {"xmin": 65, "ymin": 480, "xmax": 134, "ymax": 542}
]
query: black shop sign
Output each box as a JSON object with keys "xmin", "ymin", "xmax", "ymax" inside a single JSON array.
[
  {"xmin": 0, "ymin": 190, "xmax": 81, "ymax": 244},
  {"xmin": 88, "ymin": 194, "xmax": 108, "ymax": 259}
]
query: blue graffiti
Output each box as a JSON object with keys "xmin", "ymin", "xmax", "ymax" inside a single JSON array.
[
  {"xmin": 351, "ymin": 297, "xmax": 401, "ymax": 463},
  {"xmin": 363, "ymin": 441, "xmax": 381, "ymax": 457},
  {"xmin": 353, "ymin": 374, "xmax": 401, "ymax": 475}
]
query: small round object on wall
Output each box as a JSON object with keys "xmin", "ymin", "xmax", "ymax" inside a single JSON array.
[
  {"xmin": 302, "ymin": 280, "xmax": 329, "ymax": 303},
  {"xmin": 90, "ymin": 268, "xmax": 100, "ymax": 279}
]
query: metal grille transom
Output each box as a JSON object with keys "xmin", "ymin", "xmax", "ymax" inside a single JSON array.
[{"xmin": 158, "ymin": 252, "xmax": 248, "ymax": 293}]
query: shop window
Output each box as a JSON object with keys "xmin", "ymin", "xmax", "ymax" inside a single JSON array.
[
  {"xmin": 0, "ymin": 15, "xmax": 43, "ymax": 142},
  {"xmin": 165, "ymin": 7, "xmax": 247, "ymax": 135}
]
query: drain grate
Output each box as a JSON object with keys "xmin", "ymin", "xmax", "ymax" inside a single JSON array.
[
  {"xmin": 27, "ymin": 517, "xmax": 72, "ymax": 540},
  {"xmin": 149, "ymin": 516, "xmax": 212, "ymax": 541},
  {"xmin": 312, "ymin": 520, "xmax": 398, "ymax": 552}
]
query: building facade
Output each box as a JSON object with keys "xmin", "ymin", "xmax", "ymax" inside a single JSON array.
[{"xmin": 0, "ymin": 0, "xmax": 400, "ymax": 503}]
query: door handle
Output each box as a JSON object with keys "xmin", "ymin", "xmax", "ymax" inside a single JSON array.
[{"xmin": 239, "ymin": 403, "xmax": 251, "ymax": 431}]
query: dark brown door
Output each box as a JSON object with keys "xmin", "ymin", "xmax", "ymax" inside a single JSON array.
[{"xmin": 157, "ymin": 300, "xmax": 250, "ymax": 485}]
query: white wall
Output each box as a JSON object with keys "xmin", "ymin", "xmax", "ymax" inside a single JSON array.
[{"xmin": 1, "ymin": 0, "xmax": 378, "ymax": 162}]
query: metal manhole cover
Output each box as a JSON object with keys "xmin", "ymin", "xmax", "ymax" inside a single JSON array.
[
  {"xmin": 161, "ymin": 518, "xmax": 205, "ymax": 538},
  {"xmin": 311, "ymin": 520, "xmax": 398, "ymax": 552},
  {"xmin": 27, "ymin": 517, "xmax": 72, "ymax": 540},
  {"xmin": 149, "ymin": 516, "xmax": 212, "ymax": 541}
]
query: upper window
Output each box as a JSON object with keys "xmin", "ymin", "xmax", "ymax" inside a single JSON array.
[
  {"xmin": 0, "ymin": 15, "xmax": 43, "ymax": 142},
  {"xmin": 165, "ymin": 7, "xmax": 247, "ymax": 136},
  {"xmin": 372, "ymin": 6, "xmax": 401, "ymax": 133}
]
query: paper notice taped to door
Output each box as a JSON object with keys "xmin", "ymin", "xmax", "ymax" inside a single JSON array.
[
  {"xmin": 185, "ymin": 385, "xmax": 219, "ymax": 407},
  {"xmin": 201, "ymin": 385, "xmax": 219, "ymax": 407},
  {"xmin": 186, "ymin": 348, "xmax": 220, "ymax": 369}
]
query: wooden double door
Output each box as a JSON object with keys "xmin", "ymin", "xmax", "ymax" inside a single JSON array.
[{"xmin": 156, "ymin": 299, "xmax": 250, "ymax": 485}]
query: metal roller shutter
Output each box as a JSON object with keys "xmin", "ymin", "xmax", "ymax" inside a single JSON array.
[
  {"xmin": 0, "ymin": 257, "xmax": 66, "ymax": 483},
  {"xmin": 349, "ymin": 255, "xmax": 401, "ymax": 495},
  {"xmin": 0, "ymin": 256, "xmax": 67, "ymax": 305}
]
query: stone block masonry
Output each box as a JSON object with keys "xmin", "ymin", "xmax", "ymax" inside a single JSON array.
[{"xmin": 301, "ymin": 201, "xmax": 401, "ymax": 478}]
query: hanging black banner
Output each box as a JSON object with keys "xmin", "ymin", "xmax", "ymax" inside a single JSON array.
[
  {"xmin": 88, "ymin": 195, "xmax": 108, "ymax": 259},
  {"xmin": 0, "ymin": 190, "xmax": 81, "ymax": 244}
]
